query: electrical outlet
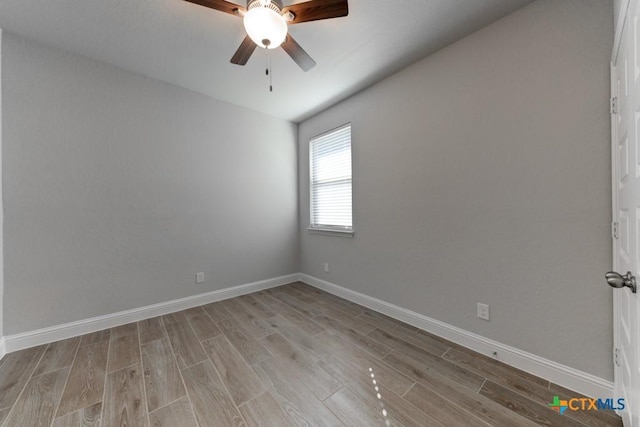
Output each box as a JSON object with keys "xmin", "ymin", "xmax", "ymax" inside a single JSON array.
[
  {"xmin": 196, "ymin": 272, "xmax": 205, "ymax": 284},
  {"xmin": 477, "ymin": 303, "xmax": 490, "ymax": 320},
  {"xmin": 323, "ymin": 262, "xmax": 329, "ymax": 273}
]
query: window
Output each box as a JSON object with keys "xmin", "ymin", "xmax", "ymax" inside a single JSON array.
[{"xmin": 309, "ymin": 123, "xmax": 352, "ymax": 234}]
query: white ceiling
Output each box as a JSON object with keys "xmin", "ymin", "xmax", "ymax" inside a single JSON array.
[{"xmin": 0, "ymin": 0, "xmax": 533, "ymax": 122}]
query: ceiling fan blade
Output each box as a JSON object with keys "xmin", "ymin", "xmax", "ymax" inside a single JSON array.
[
  {"xmin": 283, "ymin": 0, "xmax": 348, "ymax": 24},
  {"xmin": 281, "ymin": 35, "xmax": 316, "ymax": 71},
  {"xmin": 183, "ymin": 0, "xmax": 245, "ymax": 16},
  {"xmin": 230, "ymin": 35, "xmax": 257, "ymax": 65}
]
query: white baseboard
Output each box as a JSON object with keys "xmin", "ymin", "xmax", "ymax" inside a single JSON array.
[
  {"xmin": 3, "ymin": 273, "xmax": 298, "ymax": 354},
  {"xmin": 299, "ymin": 273, "xmax": 614, "ymax": 399},
  {"xmin": 0, "ymin": 337, "xmax": 5, "ymax": 361}
]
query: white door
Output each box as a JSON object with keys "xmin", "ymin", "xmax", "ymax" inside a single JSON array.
[{"xmin": 612, "ymin": 1, "xmax": 640, "ymax": 425}]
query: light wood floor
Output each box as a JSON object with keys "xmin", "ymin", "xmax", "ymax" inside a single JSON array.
[{"xmin": 0, "ymin": 282, "xmax": 622, "ymax": 426}]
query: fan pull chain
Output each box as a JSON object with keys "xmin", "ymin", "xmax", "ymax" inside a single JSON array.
[
  {"xmin": 269, "ymin": 54, "xmax": 273, "ymax": 92},
  {"xmin": 264, "ymin": 50, "xmax": 273, "ymax": 92}
]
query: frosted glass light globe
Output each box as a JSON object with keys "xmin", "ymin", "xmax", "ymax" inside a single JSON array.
[{"xmin": 243, "ymin": 6, "xmax": 287, "ymax": 49}]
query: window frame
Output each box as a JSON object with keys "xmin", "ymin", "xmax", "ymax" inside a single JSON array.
[{"xmin": 308, "ymin": 123, "xmax": 354, "ymax": 237}]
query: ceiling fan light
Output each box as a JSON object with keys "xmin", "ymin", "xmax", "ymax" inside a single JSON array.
[{"xmin": 243, "ymin": 6, "xmax": 287, "ymax": 49}]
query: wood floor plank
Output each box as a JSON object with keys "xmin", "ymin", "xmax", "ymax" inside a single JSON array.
[
  {"xmin": 163, "ymin": 317, "xmax": 207, "ymax": 370},
  {"xmin": 216, "ymin": 318, "xmax": 272, "ymax": 365},
  {"xmin": 56, "ymin": 340, "xmax": 108, "ymax": 417},
  {"xmin": 319, "ymin": 354, "xmax": 443, "ymax": 427},
  {"xmin": 103, "ymin": 363, "xmax": 147, "ymax": 427},
  {"xmin": 202, "ymin": 301, "xmax": 234, "ymax": 322},
  {"xmin": 480, "ymin": 380, "xmax": 583, "ymax": 427},
  {"xmin": 112, "ymin": 320, "xmax": 138, "ymax": 338},
  {"xmin": 79, "ymin": 329, "xmax": 111, "ymax": 346},
  {"xmin": 287, "ymin": 282, "xmax": 326, "ymax": 298},
  {"xmin": 264, "ymin": 315, "xmax": 330, "ymax": 360},
  {"xmin": 34, "ymin": 337, "xmax": 81, "ymax": 377},
  {"xmin": 0, "ymin": 407, "xmax": 10, "ymax": 425},
  {"xmin": 202, "ymin": 335, "xmax": 266, "ymax": 406},
  {"xmin": 184, "ymin": 306, "xmax": 221, "ymax": 341},
  {"xmin": 238, "ymin": 392, "xmax": 294, "ymax": 427},
  {"xmin": 141, "ymin": 337, "xmax": 186, "ymax": 412},
  {"xmin": 0, "ymin": 345, "xmax": 46, "ymax": 409},
  {"xmin": 254, "ymin": 358, "xmax": 343, "ymax": 427},
  {"xmin": 383, "ymin": 351, "xmax": 539, "ymax": 427},
  {"xmin": 316, "ymin": 330, "xmax": 415, "ymax": 396},
  {"xmin": 278, "ymin": 286, "xmax": 317, "ymax": 304},
  {"xmin": 403, "ymin": 383, "xmax": 491, "ymax": 427},
  {"xmin": 236, "ymin": 294, "xmax": 277, "ymax": 319},
  {"xmin": 219, "ymin": 298, "xmax": 273, "ymax": 338},
  {"xmin": 318, "ymin": 304, "xmax": 377, "ymax": 334},
  {"xmin": 368, "ymin": 327, "xmax": 448, "ymax": 361},
  {"xmin": 323, "ymin": 387, "xmax": 386, "ymax": 427},
  {"xmin": 107, "ymin": 322, "xmax": 141, "ymax": 372},
  {"xmin": 273, "ymin": 292, "xmax": 323, "ymax": 319},
  {"xmin": 440, "ymin": 356, "xmax": 592, "ymax": 425},
  {"xmin": 161, "ymin": 311, "xmax": 187, "ymax": 326},
  {"xmin": 148, "ymin": 397, "xmax": 198, "ymax": 427},
  {"xmin": 442, "ymin": 347, "xmax": 549, "ymax": 388},
  {"xmin": 271, "ymin": 302, "xmax": 324, "ymax": 335},
  {"xmin": 315, "ymin": 303, "xmax": 376, "ymax": 334},
  {"xmin": 139, "ymin": 317, "xmax": 165, "ymax": 344},
  {"xmin": 311, "ymin": 292, "xmax": 367, "ymax": 316},
  {"xmin": 359, "ymin": 310, "xmax": 419, "ymax": 332},
  {"xmin": 4, "ymin": 367, "xmax": 70, "ymax": 427},
  {"xmin": 439, "ymin": 349, "xmax": 560, "ymax": 417},
  {"xmin": 413, "ymin": 327, "xmax": 474, "ymax": 354},
  {"xmin": 370, "ymin": 329, "xmax": 484, "ymax": 391},
  {"xmin": 258, "ymin": 286, "xmax": 286, "ymax": 296},
  {"xmin": 52, "ymin": 402, "xmax": 102, "ymax": 427},
  {"xmin": 359, "ymin": 311, "xmax": 450, "ymax": 356},
  {"xmin": 261, "ymin": 333, "xmax": 341, "ymax": 400},
  {"xmin": 312, "ymin": 315, "xmax": 391, "ymax": 358},
  {"xmin": 548, "ymin": 382, "xmax": 581, "ymax": 396},
  {"xmin": 250, "ymin": 290, "xmax": 281, "ymax": 306},
  {"xmin": 182, "ymin": 361, "xmax": 246, "ymax": 427}
]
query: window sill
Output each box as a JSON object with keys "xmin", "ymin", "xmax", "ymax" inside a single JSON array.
[{"xmin": 307, "ymin": 227, "xmax": 354, "ymax": 238}]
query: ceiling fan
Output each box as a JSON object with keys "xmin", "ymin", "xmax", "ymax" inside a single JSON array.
[{"xmin": 184, "ymin": 0, "xmax": 349, "ymax": 71}]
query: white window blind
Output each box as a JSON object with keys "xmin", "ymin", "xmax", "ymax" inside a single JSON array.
[{"xmin": 310, "ymin": 123, "xmax": 352, "ymax": 231}]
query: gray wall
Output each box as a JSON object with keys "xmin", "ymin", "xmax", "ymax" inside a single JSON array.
[
  {"xmin": 2, "ymin": 33, "xmax": 298, "ymax": 334},
  {"xmin": 614, "ymin": 0, "xmax": 623, "ymax": 31},
  {"xmin": 0, "ymin": 28, "xmax": 3, "ymax": 338},
  {"xmin": 298, "ymin": 0, "xmax": 614, "ymax": 379}
]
